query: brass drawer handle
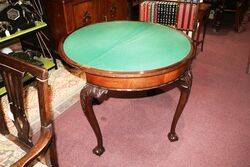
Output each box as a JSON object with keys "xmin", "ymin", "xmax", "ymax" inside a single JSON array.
[
  {"xmin": 83, "ymin": 11, "xmax": 91, "ymax": 23},
  {"xmin": 110, "ymin": 5, "xmax": 117, "ymax": 19},
  {"xmin": 110, "ymin": 5, "xmax": 117, "ymax": 14}
]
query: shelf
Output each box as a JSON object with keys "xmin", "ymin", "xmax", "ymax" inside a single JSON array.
[
  {"xmin": 0, "ymin": 57, "xmax": 55, "ymax": 97},
  {"xmin": 0, "ymin": 21, "xmax": 47, "ymax": 43},
  {"xmin": 0, "ymin": 20, "xmax": 57, "ymax": 97}
]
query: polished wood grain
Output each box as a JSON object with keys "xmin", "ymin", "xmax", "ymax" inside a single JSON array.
[
  {"xmin": 85, "ymin": 66, "xmax": 186, "ymax": 90},
  {"xmin": 0, "ymin": 53, "xmax": 58, "ymax": 167}
]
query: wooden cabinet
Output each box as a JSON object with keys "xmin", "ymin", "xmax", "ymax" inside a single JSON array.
[
  {"xmin": 44, "ymin": 0, "xmax": 129, "ymax": 48},
  {"xmin": 44, "ymin": 0, "xmax": 98, "ymax": 48}
]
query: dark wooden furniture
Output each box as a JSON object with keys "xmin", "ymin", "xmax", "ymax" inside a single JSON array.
[
  {"xmin": 195, "ymin": 3, "xmax": 211, "ymax": 51},
  {"xmin": 0, "ymin": 53, "xmax": 58, "ymax": 166},
  {"xmin": 43, "ymin": 0, "xmax": 129, "ymax": 48},
  {"xmin": 60, "ymin": 21, "xmax": 195, "ymax": 156},
  {"xmin": 203, "ymin": 0, "xmax": 222, "ymax": 31},
  {"xmin": 204, "ymin": 0, "xmax": 249, "ymax": 32},
  {"xmin": 223, "ymin": 0, "xmax": 249, "ymax": 32}
]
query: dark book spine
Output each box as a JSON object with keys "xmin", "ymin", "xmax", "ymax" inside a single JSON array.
[
  {"xmin": 160, "ymin": 2, "xmax": 163, "ymax": 24},
  {"xmin": 165, "ymin": 2, "xmax": 168, "ymax": 26},
  {"xmin": 157, "ymin": 2, "xmax": 161, "ymax": 24},
  {"xmin": 159, "ymin": 2, "xmax": 162, "ymax": 25},
  {"xmin": 170, "ymin": 2, "xmax": 174, "ymax": 26},
  {"xmin": 174, "ymin": 3, "xmax": 177, "ymax": 26},
  {"xmin": 162, "ymin": 2, "xmax": 165, "ymax": 25},
  {"xmin": 167, "ymin": 2, "xmax": 170, "ymax": 26}
]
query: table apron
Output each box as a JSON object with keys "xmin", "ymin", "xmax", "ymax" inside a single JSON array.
[{"xmin": 85, "ymin": 66, "xmax": 186, "ymax": 91}]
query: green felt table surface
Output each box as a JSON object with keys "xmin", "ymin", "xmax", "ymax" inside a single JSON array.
[{"xmin": 63, "ymin": 21, "xmax": 191, "ymax": 72}]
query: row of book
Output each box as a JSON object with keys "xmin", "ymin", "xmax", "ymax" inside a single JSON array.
[
  {"xmin": 140, "ymin": 1, "xmax": 198, "ymax": 30},
  {"xmin": 140, "ymin": 1, "xmax": 178, "ymax": 26}
]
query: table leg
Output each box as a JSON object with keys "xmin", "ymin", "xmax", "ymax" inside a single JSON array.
[
  {"xmin": 80, "ymin": 84, "xmax": 108, "ymax": 156},
  {"xmin": 168, "ymin": 69, "xmax": 192, "ymax": 142}
]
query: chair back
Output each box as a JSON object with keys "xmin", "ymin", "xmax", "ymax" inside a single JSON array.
[{"xmin": 0, "ymin": 53, "xmax": 52, "ymax": 147}]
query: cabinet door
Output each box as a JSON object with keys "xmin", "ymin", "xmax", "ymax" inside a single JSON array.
[
  {"xmin": 65, "ymin": 0, "xmax": 97, "ymax": 33},
  {"xmin": 101, "ymin": 0, "xmax": 128, "ymax": 21}
]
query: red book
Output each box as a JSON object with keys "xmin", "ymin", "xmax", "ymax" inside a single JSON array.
[
  {"xmin": 148, "ymin": 2, "xmax": 152, "ymax": 22},
  {"xmin": 177, "ymin": 3, "xmax": 197, "ymax": 30},
  {"xmin": 189, "ymin": 4, "xmax": 197, "ymax": 30},
  {"xmin": 140, "ymin": 2, "xmax": 145, "ymax": 21},
  {"xmin": 177, "ymin": 3, "xmax": 184, "ymax": 29},
  {"xmin": 144, "ymin": 2, "xmax": 149, "ymax": 22}
]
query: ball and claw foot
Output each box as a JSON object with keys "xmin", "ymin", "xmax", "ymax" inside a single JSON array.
[
  {"xmin": 93, "ymin": 146, "xmax": 105, "ymax": 156},
  {"xmin": 168, "ymin": 132, "xmax": 179, "ymax": 142}
]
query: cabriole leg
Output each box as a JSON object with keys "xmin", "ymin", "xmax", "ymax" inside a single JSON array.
[
  {"xmin": 80, "ymin": 84, "xmax": 108, "ymax": 156},
  {"xmin": 168, "ymin": 69, "xmax": 192, "ymax": 142}
]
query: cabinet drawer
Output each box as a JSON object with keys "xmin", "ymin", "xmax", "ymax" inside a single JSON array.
[
  {"xmin": 73, "ymin": 1, "xmax": 94, "ymax": 29},
  {"xmin": 65, "ymin": 0, "xmax": 96, "ymax": 33}
]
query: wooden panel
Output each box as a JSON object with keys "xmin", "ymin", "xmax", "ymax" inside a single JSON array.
[
  {"xmin": 85, "ymin": 66, "xmax": 185, "ymax": 90},
  {"xmin": 73, "ymin": 1, "xmax": 95, "ymax": 29},
  {"xmin": 64, "ymin": 0, "xmax": 96, "ymax": 34},
  {"xmin": 101, "ymin": 0, "xmax": 128, "ymax": 21},
  {"xmin": 44, "ymin": 1, "xmax": 68, "ymax": 48},
  {"xmin": 44, "ymin": 0, "xmax": 129, "ymax": 48}
]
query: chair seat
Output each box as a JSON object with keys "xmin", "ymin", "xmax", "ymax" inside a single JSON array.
[{"xmin": 0, "ymin": 134, "xmax": 47, "ymax": 167}]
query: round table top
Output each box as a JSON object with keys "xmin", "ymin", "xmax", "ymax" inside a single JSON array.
[{"xmin": 63, "ymin": 21, "xmax": 192, "ymax": 73}]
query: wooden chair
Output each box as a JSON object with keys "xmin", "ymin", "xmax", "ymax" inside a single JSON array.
[
  {"xmin": 0, "ymin": 53, "xmax": 58, "ymax": 167},
  {"xmin": 195, "ymin": 3, "xmax": 211, "ymax": 51},
  {"xmin": 139, "ymin": 0, "xmax": 199, "ymax": 51}
]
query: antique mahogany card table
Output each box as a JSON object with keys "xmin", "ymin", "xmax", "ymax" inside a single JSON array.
[{"xmin": 60, "ymin": 21, "xmax": 194, "ymax": 156}]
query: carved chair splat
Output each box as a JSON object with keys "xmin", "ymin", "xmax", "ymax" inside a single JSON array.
[{"xmin": 0, "ymin": 53, "xmax": 58, "ymax": 167}]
